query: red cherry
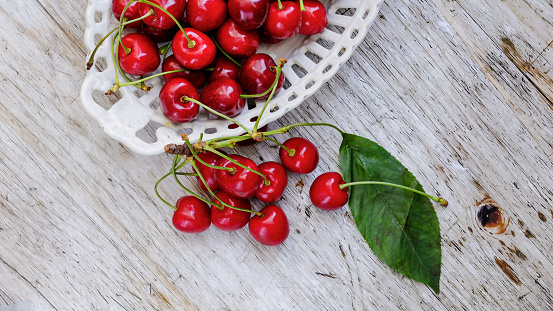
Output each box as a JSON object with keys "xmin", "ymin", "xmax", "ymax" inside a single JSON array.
[
  {"xmin": 112, "ymin": 0, "xmax": 143, "ymax": 28},
  {"xmin": 172, "ymin": 196, "xmax": 211, "ymax": 233},
  {"xmin": 227, "ymin": 0, "xmax": 269, "ymax": 30},
  {"xmin": 117, "ymin": 33, "xmax": 161, "ymax": 76},
  {"xmin": 297, "ymin": 0, "xmax": 327, "ymax": 35},
  {"xmin": 161, "ymin": 55, "xmax": 208, "ymax": 89},
  {"xmin": 238, "ymin": 53, "xmax": 284, "ymax": 98},
  {"xmin": 159, "ymin": 77, "xmax": 200, "ymax": 123},
  {"xmin": 200, "ymin": 78, "xmax": 246, "ymax": 117},
  {"xmin": 193, "ymin": 150, "xmax": 224, "ymax": 192},
  {"xmin": 187, "ymin": 0, "xmax": 228, "ymax": 32},
  {"xmin": 140, "ymin": 25, "xmax": 178, "ymax": 43},
  {"xmin": 208, "ymin": 56, "xmax": 241, "ymax": 83},
  {"xmin": 215, "ymin": 18, "xmax": 260, "ymax": 59},
  {"xmin": 139, "ymin": 0, "xmax": 187, "ymax": 30},
  {"xmin": 279, "ymin": 137, "xmax": 319, "ymax": 174},
  {"xmin": 309, "ymin": 172, "xmax": 349, "ymax": 211},
  {"xmin": 259, "ymin": 26, "xmax": 283, "ymax": 44},
  {"xmin": 263, "ymin": 1, "xmax": 302, "ymax": 39},
  {"xmin": 255, "ymin": 162, "xmax": 288, "ymax": 203},
  {"xmin": 173, "ymin": 28, "xmax": 217, "ymax": 70},
  {"xmin": 211, "ymin": 191, "xmax": 252, "ymax": 231},
  {"xmin": 249, "ymin": 204, "xmax": 289, "ymax": 246},
  {"xmin": 214, "ymin": 154, "xmax": 262, "ymax": 199}
]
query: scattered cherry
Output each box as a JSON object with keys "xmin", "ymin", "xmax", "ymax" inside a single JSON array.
[
  {"xmin": 214, "ymin": 154, "xmax": 262, "ymax": 199},
  {"xmin": 193, "ymin": 150, "xmax": 225, "ymax": 192},
  {"xmin": 255, "ymin": 161, "xmax": 288, "ymax": 203},
  {"xmin": 249, "ymin": 204, "xmax": 289, "ymax": 246},
  {"xmin": 309, "ymin": 172, "xmax": 349, "ymax": 211},
  {"xmin": 159, "ymin": 77, "xmax": 200, "ymax": 123},
  {"xmin": 211, "ymin": 191, "xmax": 252, "ymax": 231},
  {"xmin": 279, "ymin": 137, "xmax": 319, "ymax": 174},
  {"xmin": 172, "ymin": 196, "xmax": 211, "ymax": 233}
]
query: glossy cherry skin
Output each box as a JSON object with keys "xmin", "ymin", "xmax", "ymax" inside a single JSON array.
[
  {"xmin": 279, "ymin": 137, "xmax": 319, "ymax": 174},
  {"xmin": 214, "ymin": 154, "xmax": 262, "ymax": 199},
  {"xmin": 117, "ymin": 33, "xmax": 161, "ymax": 76},
  {"xmin": 263, "ymin": 1, "xmax": 302, "ymax": 39},
  {"xmin": 139, "ymin": 0, "xmax": 187, "ymax": 30},
  {"xmin": 309, "ymin": 172, "xmax": 349, "ymax": 211},
  {"xmin": 161, "ymin": 55, "xmax": 208, "ymax": 89},
  {"xmin": 140, "ymin": 25, "xmax": 178, "ymax": 43},
  {"xmin": 173, "ymin": 28, "xmax": 217, "ymax": 70},
  {"xmin": 200, "ymin": 78, "xmax": 245, "ymax": 117},
  {"xmin": 215, "ymin": 18, "xmax": 260, "ymax": 59},
  {"xmin": 298, "ymin": 0, "xmax": 327, "ymax": 35},
  {"xmin": 211, "ymin": 191, "xmax": 252, "ymax": 231},
  {"xmin": 249, "ymin": 204, "xmax": 289, "ymax": 246},
  {"xmin": 172, "ymin": 196, "xmax": 211, "ymax": 233},
  {"xmin": 259, "ymin": 26, "xmax": 283, "ymax": 44},
  {"xmin": 228, "ymin": 0, "xmax": 269, "ymax": 30},
  {"xmin": 159, "ymin": 77, "xmax": 200, "ymax": 123},
  {"xmin": 187, "ymin": 0, "xmax": 228, "ymax": 32},
  {"xmin": 255, "ymin": 162, "xmax": 288, "ymax": 203},
  {"xmin": 238, "ymin": 53, "xmax": 284, "ymax": 98},
  {"xmin": 208, "ymin": 56, "xmax": 241, "ymax": 83},
  {"xmin": 112, "ymin": 0, "xmax": 143, "ymax": 28},
  {"xmin": 193, "ymin": 150, "xmax": 224, "ymax": 192}
]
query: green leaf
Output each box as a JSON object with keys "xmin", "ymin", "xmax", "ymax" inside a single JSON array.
[{"xmin": 339, "ymin": 133, "xmax": 441, "ymax": 293}]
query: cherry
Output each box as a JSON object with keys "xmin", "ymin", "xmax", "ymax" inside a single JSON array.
[
  {"xmin": 200, "ymin": 78, "xmax": 246, "ymax": 117},
  {"xmin": 309, "ymin": 172, "xmax": 349, "ymax": 211},
  {"xmin": 159, "ymin": 77, "xmax": 200, "ymax": 123},
  {"xmin": 214, "ymin": 154, "xmax": 262, "ymax": 199},
  {"xmin": 172, "ymin": 196, "xmax": 211, "ymax": 233},
  {"xmin": 117, "ymin": 33, "xmax": 161, "ymax": 76},
  {"xmin": 208, "ymin": 56, "xmax": 241, "ymax": 83},
  {"xmin": 187, "ymin": 0, "xmax": 228, "ymax": 32},
  {"xmin": 297, "ymin": 0, "xmax": 327, "ymax": 35},
  {"xmin": 139, "ymin": 0, "xmax": 187, "ymax": 30},
  {"xmin": 193, "ymin": 150, "xmax": 225, "ymax": 192},
  {"xmin": 112, "ymin": 0, "xmax": 143, "ymax": 28},
  {"xmin": 215, "ymin": 18, "xmax": 260, "ymax": 59},
  {"xmin": 249, "ymin": 204, "xmax": 289, "ymax": 246},
  {"xmin": 161, "ymin": 55, "xmax": 208, "ymax": 89},
  {"xmin": 211, "ymin": 191, "xmax": 252, "ymax": 231},
  {"xmin": 263, "ymin": 1, "xmax": 302, "ymax": 39},
  {"xmin": 173, "ymin": 28, "xmax": 217, "ymax": 70},
  {"xmin": 259, "ymin": 26, "xmax": 283, "ymax": 45},
  {"xmin": 238, "ymin": 53, "xmax": 284, "ymax": 98},
  {"xmin": 279, "ymin": 137, "xmax": 319, "ymax": 174},
  {"xmin": 227, "ymin": 0, "xmax": 270, "ymax": 30},
  {"xmin": 255, "ymin": 161, "xmax": 288, "ymax": 203},
  {"xmin": 140, "ymin": 25, "xmax": 178, "ymax": 43}
]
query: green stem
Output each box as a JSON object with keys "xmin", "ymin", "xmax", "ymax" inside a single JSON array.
[
  {"xmin": 340, "ymin": 181, "xmax": 448, "ymax": 206},
  {"xmin": 264, "ymin": 122, "xmax": 344, "ymax": 136},
  {"xmin": 207, "ymin": 149, "xmax": 268, "ymax": 183},
  {"xmin": 298, "ymin": 0, "xmax": 305, "ymax": 11},
  {"xmin": 182, "ymin": 96, "xmax": 251, "ymax": 134},
  {"xmin": 210, "ymin": 35, "xmax": 241, "ymax": 67},
  {"xmin": 265, "ymin": 137, "xmax": 294, "ymax": 156},
  {"xmin": 277, "ymin": 0, "xmax": 283, "ymax": 10},
  {"xmin": 117, "ymin": 69, "xmax": 189, "ymax": 88},
  {"xmin": 154, "ymin": 171, "xmax": 176, "ymax": 210},
  {"xmin": 171, "ymin": 158, "xmax": 216, "ymax": 207},
  {"xmin": 252, "ymin": 65, "xmax": 283, "ymax": 132},
  {"xmin": 239, "ymin": 65, "xmax": 281, "ymax": 99},
  {"xmin": 184, "ymin": 140, "xmax": 234, "ymax": 173}
]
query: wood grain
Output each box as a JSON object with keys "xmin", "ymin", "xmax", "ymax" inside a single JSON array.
[{"xmin": 1, "ymin": 0, "xmax": 552, "ymax": 309}]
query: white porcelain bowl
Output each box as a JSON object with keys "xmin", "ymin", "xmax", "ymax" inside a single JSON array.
[{"xmin": 80, "ymin": 0, "xmax": 382, "ymax": 155}]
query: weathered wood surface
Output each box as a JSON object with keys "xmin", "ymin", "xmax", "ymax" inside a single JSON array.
[{"xmin": 1, "ymin": 0, "xmax": 553, "ymax": 309}]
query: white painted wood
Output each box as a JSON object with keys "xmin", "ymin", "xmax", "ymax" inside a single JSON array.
[{"xmin": 1, "ymin": 0, "xmax": 553, "ymax": 310}]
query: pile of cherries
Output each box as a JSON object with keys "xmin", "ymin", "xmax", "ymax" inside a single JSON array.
[{"xmin": 98, "ymin": 0, "xmax": 329, "ymax": 122}]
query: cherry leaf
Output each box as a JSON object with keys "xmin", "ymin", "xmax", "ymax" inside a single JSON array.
[{"xmin": 339, "ymin": 133, "xmax": 441, "ymax": 293}]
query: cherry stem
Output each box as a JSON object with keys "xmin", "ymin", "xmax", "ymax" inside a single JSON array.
[
  {"xmin": 136, "ymin": 0, "xmax": 196, "ymax": 48},
  {"xmin": 171, "ymin": 157, "xmax": 217, "ymax": 207},
  {"xmin": 206, "ymin": 134, "xmax": 257, "ymax": 149},
  {"xmin": 252, "ymin": 60, "xmax": 285, "ymax": 132},
  {"xmin": 277, "ymin": 0, "xmax": 284, "ymax": 10},
  {"xmin": 116, "ymin": 69, "xmax": 189, "ymax": 89},
  {"xmin": 207, "ymin": 148, "xmax": 268, "ymax": 184},
  {"xmin": 299, "ymin": 0, "xmax": 305, "ymax": 11},
  {"xmin": 340, "ymin": 181, "xmax": 449, "ymax": 206},
  {"xmin": 159, "ymin": 42, "xmax": 172, "ymax": 57},
  {"xmin": 264, "ymin": 122, "xmax": 344, "ymax": 136},
  {"xmin": 210, "ymin": 35, "xmax": 241, "ymax": 67},
  {"xmin": 154, "ymin": 171, "xmax": 177, "ymax": 210},
  {"xmin": 181, "ymin": 96, "xmax": 252, "ymax": 134},
  {"xmin": 265, "ymin": 137, "xmax": 294, "ymax": 156},
  {"xmin": 184, "ymin": 139, "xmax": 234, "ymax": 173}
]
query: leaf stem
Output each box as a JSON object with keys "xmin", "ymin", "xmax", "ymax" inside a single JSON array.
[{"xmin": 340, "ymin": 181, "xmax": 448, "ymax": 206}]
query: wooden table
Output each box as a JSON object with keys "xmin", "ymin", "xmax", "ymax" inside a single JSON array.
[{"xmin": 2, "ymin": 0, "xmax": 552, "ymax": 309}]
